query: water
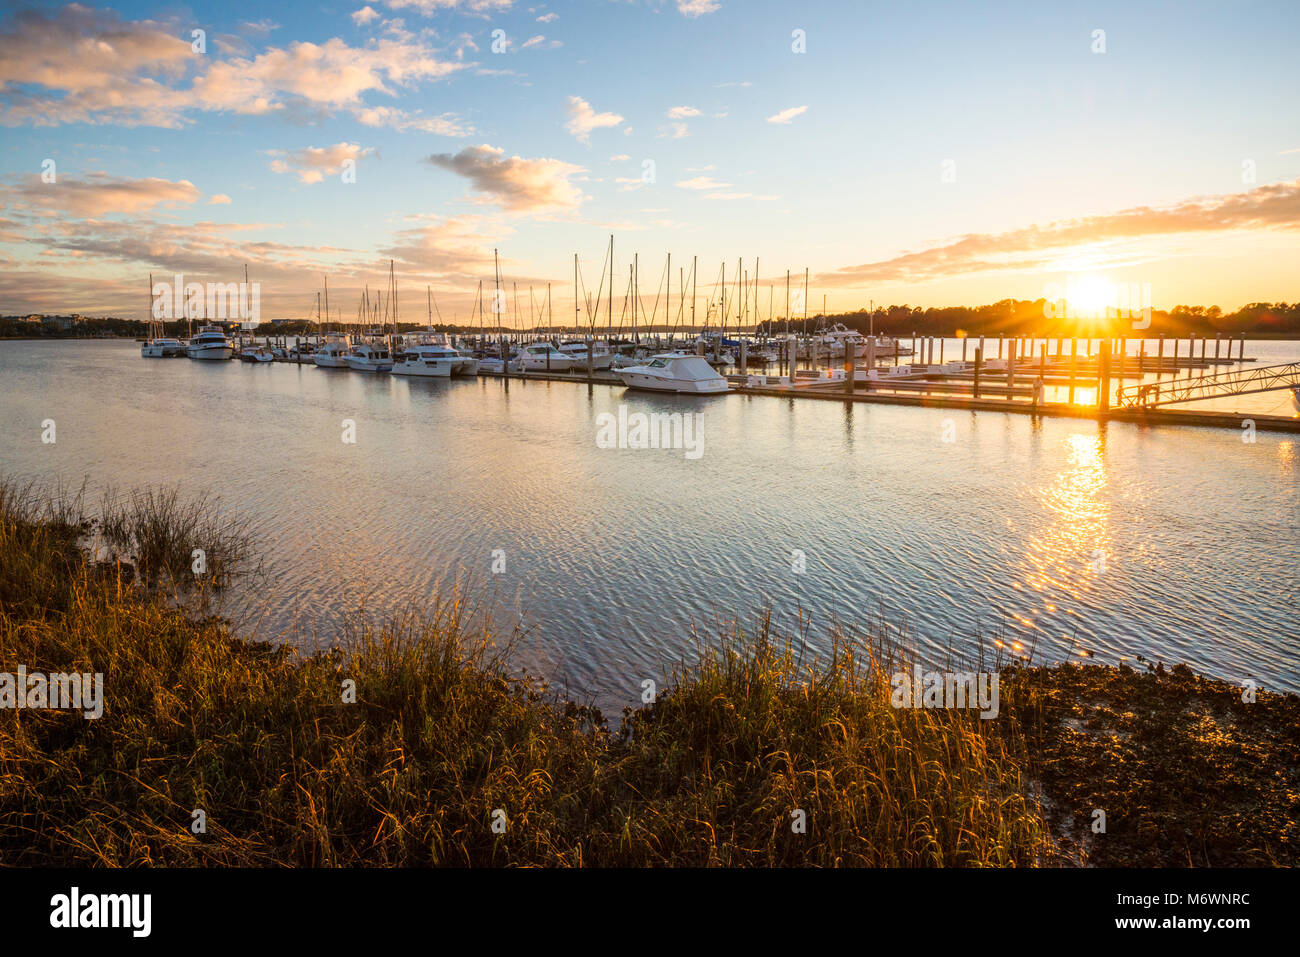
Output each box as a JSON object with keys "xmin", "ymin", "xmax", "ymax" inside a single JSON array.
[{"xmin": 1, "ymin": 339, "xmax": 1296, "ymax": 709}]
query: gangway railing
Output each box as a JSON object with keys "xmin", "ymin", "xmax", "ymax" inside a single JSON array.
[{"xmin": 1117, "ymin": 362, "xmax": 1300, "ymax": 408}]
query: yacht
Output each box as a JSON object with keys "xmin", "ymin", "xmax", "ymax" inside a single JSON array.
[
  {"xmin": 272, "ymin": 343, "xmax": 316, "ymax": 364},
  {"xmin": 1291, "ymin": 386, "xmax": 1300, "ymax": 414},
  {"xmin": 141, "ymin": 337, "xmax": 186, "ymax": 358},
  {"xmin": 557, "ymin": 340, "xmax": 613, "ymax": 371},
  {"xmin": 617, "ymin": 352, "xmax": 730, "ymax": 394},
  {"xmin": 239, "ymin": 344, "xmax": 275, "ymax": 363},
  {"xmin": 313, "ymin": 336, "xmax": 352, "ymax": 368},
  {"xmin": 344, "ymin": 341, "xmax": 393, "ymax": 373},
  {"xmin": 186, "ymin": 325, "xmax": 235, "ymax": 360},
  {"xmin": 393, "ymin": 344, "xmax": 477, "ymax": 377},
  {"xmin": 520, "ymin": 343, "xmax": 577, "ymax": 372}
]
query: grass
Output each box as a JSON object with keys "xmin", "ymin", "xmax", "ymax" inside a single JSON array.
[{"xmin": 1, "ymin": 478, "xmax": 1293, "ymax": 867}]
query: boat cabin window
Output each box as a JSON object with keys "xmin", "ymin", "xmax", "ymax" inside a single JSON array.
[{"xmin": 647, "ymin": 359, "xmax": 668, "ymax": 368}]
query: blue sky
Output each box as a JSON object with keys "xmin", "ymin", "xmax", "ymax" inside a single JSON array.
[{"xmin": 1, "ymin": 0, "xmax": 1298, "ymax": 322}]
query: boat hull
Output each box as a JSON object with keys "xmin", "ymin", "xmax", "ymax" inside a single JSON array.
[
  {"xmin": 187, "ymin": 345, "xmax": 234, "ymax": 360},
  {"xmin": 617, "ymin": 372, "xmax": 729, "ymax": 394}
]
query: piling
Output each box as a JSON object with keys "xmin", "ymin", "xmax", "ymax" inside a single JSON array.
[
  {"xmin": 1007, "ymin": 339, "xmax": 1016, "ymax": 390},
  {"xmin": 973, "ymin": 347, "xmax": 983, "ymax": 398},
  {"xmin": 1068, "ymin": 338, "xmax": 1077, "ymax": 404},
  {"xmin": 1098, "ymin": 340, "xmax": 1111, "ymax": 412}
]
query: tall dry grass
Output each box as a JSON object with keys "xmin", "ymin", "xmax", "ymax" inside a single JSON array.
[{"xmin": 0, "ymin": 479, "xmax": 1052, "ymax": 866}]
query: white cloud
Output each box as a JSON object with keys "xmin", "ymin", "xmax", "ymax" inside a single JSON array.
[
  {"xmin": 269, "ymin": 143, "xmax": 375, "ymax": 184},
  {"xmin": 425, "ymin": 143, "xmax": 585, "ymax": 212},
  {"xmin": 384, "ymin": 0, "xmax": 514, "ymax": 13},
  {"xmin": 766, "ymin": 105, "xmax": 808, "ymax": 124},
  {"xmin": 564, "ymin": 96, "xmax": 624, "ymax": 144},
  {"xmin": 676, "ymin": 176, "xmax": 731, "ymax": 190},
  {"xmin": 677, "ymin": 0, "xmax": 721, "ymax": 17},
  {"xmin": 0, "ymin": 6, "xmax": 468, "ymax": 129},
  {"xmin": 208, "ymin": 193, "xmax": 232, "ymax": 205},
  {"xmin": 667, "ymin": 105, "xmax": 701, "ymax": 119},
  {"xmin": 537, "ymin": 12, "xmax": 558, "ymax": 22},
  {"xmin": 351, "ymin": 6, "xmax": 381, "ymax": 25},
  {"xmin": 609, "ymin": 154, "xmax": 631, "ymax": 162}
]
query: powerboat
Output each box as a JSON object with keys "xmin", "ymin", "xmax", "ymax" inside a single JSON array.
[
  {"xmin": 1291, "ymin": 386, "xmax": 1300, "ymax": 414},
  {"xmin": 393, "ymin": 344, "xmax": 477, "ymax": 377},
  {"xmin": 617, "ymin": 352, "xmax": 730, "ymax": 394},
  {"xmin": 520, "ymin": 343, "xmax": 577, "ymax": 372},
  {"xmin": 186, "ymin": 325, "xmax": 235, "ymax": 360},
  {"xmin": 239, "ymin": 344, "xmax": 275, "ymax": 363},
  {"xmin": 313, "ymin": 336, "xmax": 352, "ymax": 368},
  {"xmin": 557, "ymin": 340, "xmax": 613, "ymax": 371},
  {"xmin": 141, "ymin": 337, "xmax": 186, "ymax": 358},
  {"xmin": 344, "ymin": 341, "xmax": 393, "ymax": 373}
]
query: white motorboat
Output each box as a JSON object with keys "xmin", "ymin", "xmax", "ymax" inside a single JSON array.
[
  {"xmin": 141, "ymin": 337, "xmax": 186, "ymax": 358},
  {"xmin": 1291, "ymin": 386, "xmax": 1300, "ymax": 414},
  {"xmin": 344, "ymin": 341, "xmax": 393, "ymax": 373},
  {"xmin": 617, "ymin": 352, "xmax": 730, "ymax": 394},
  {"xmin": 557, "ymin": 340, "xmax": 613, "ymax": 371},
  {"xmin": 393, "ymin": 344, "xmax": 477, "ymax": 377},
  {"xmin": 313, "ymin": 336, "xmax": 352, "ymax": 368},
  {"xmin": 271, "ymin": 344, "xmax": 315, "ymax": 363},
  {"xmin": 239, "ymin": 344, "xmax": 274, "ymax": 363},
  {"xmin": 186, "ymin": 325, "xmax": 235, "ymax": 360},
  {"xmin": 520, "ymin": 343, "xmax": 577, "ymax": 372}
]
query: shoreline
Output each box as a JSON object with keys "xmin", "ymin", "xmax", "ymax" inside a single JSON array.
[{"xmin": 1, "ymin": 487, "xmax": 1294, "ymax": 867}]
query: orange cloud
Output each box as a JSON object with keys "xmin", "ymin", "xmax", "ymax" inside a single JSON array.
[
  {"xmin": 425, "ymin": 144, "xmax": 585, "ymax": 213},
  {"xmin": 819, "ymin": 179, "xmax": 1300, "ymax": 287}
]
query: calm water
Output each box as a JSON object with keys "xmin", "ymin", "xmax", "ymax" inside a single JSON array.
[{"xmin": 1, "ymin": 339, "xmax": 1296, "ymax": 709}]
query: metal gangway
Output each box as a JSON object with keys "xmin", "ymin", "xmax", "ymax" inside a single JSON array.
[{"xmin": 1117, "ymin": 361, "xmax": 1300, "ymax": 409}]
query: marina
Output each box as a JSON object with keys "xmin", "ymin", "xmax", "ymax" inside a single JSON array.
[{"xmin": 2, "ymin": 336, "xmax": 1296, "ymax": 714}]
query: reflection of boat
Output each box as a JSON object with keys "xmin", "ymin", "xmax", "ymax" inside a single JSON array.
[
  {"xmin": 344, "ymin": 341, "xmax": 393, "ymax": 373},
  {"xmin": 1291, "ymin": 387, "xmax": 1300, "ymax": 414},
  {"xmin": 141, "ymin": 337, "xmax": 186, "ymax": 358},
  {"xmin": 617, "ymin": 353, "xmax": 730, "ymax": 394},
  {"xmin": 186, "ymin": 325, "xmax": 235, "ymax": 360}
]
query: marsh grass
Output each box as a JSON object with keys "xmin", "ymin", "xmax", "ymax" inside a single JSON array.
[
  {"xmin": 96, "ymin": 485, "xmax": 258, "ymax": 590},
  {"xmin": 0, "ymin": 479, "xmax": 1054, "ymax": 867}
]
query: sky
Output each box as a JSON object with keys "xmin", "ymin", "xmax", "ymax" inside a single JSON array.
[{"xmin": 1, "ymin": 0, "xmax": 1298, "ymax": 325}]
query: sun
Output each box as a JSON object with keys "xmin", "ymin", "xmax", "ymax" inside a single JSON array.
[{"xmin": 1067, "ymin": 275, "xmax": 1114, "ymax": 318}]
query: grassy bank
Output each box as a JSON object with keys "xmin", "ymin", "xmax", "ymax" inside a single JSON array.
[{"xmin": 1, "ymin": 482, "xmax": 1294, "ymax": 866}]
